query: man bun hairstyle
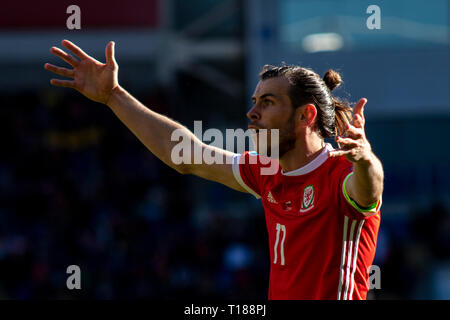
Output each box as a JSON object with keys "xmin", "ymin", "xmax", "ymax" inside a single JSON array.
[
  {"xmin": 323, "ymin": 69, "xmax": 342, "ymax": 91},
  {"xmin": 259, "ymin": 64, "xmax": 352, "ymax": 137}
]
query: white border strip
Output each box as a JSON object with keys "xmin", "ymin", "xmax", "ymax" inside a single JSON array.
[
  {"xmin": 348, "ymin": 220, "xmax": 365, "ymax": 300},
  {"xmin": 343, "ymin": 220, "xmax": 357, "ymax": 300},
  {"xmin": 281, "ymin": 143, "xmax": 334, "ymax": 176},
  {"xmin": 337, "ymin": 216, "xmax": 349, "ymax": 300},
  {"xmin": 232, "ymin": 154, "xmax": 261, "ymax": 199}
]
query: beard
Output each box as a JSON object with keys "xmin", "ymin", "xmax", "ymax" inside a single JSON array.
[
  {"xmin": 253, "ymin": 115, "xmax": 296, "ymax": 158},
  {"xmin": 277, "ymin": 116, "xmax": 297, "ymax": 158}
]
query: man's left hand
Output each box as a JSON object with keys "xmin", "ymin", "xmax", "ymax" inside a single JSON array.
[{"xmin": 329, "ymin": 98, "xmax": 373, "ymax": 163}]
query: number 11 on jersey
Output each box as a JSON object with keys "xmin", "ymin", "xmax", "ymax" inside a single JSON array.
[{"xmin": 273, "ymin": 223, "xmax": 286, "ymax": 266}]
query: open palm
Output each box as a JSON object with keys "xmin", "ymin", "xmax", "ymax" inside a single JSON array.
[{"xmin": 44, "ymin": 40, "xmax": 118, "ymax": 104}]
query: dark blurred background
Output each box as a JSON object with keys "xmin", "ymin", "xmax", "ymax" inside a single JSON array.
[{"xmin": 0, "ymin": 0, "xmax": 449, "ymax": 299}]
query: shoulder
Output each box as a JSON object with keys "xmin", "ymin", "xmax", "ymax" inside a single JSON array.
[{"xmin": 232, "ymin": 151, "xmax": 280, "ymax": 199}]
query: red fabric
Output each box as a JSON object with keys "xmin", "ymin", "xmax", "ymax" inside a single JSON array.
[{"xmin": 237, "ymin": 151, "xmax": 381, "ymax": 300}]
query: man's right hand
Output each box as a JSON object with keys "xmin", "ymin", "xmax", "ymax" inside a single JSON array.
[
  {"xmin": 44, "ymin": 40, "xmax": 119, "ymax": 105},
  {"xmin": 44, "ymin": 40, "xmax": 249, "ymax": 197}
]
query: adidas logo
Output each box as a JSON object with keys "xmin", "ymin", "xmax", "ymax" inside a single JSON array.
[{"xmin": 267, "ymin": 191, "xmax": 278, "ymax": 204}]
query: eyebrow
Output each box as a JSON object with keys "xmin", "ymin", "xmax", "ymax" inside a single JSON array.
[{"xmin": 251, "ymin": 93, "xmax": 278, "ymax": 101}]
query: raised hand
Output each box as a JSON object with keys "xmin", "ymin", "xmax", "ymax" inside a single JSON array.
[
  {"xmin": 329, "ymin": 98, "xmax": 373, "ymax": 163},
  {"xmin": 44, "ymin": 40, "xmax": 119, "ymax": 104}
]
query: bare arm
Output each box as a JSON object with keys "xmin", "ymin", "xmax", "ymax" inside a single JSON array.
[
  {"xmin": 44, "ymin": 40, "xmax": 247, "ymax": 194},
  {"xmin": 105, "ymin": 85, "xmax": 246, "ymax": 192},
  {"xmin": 349, "ymin": 152, "xmax": 383, "ymax": 207},
  {"xmin": 329, "ymin": 98, "xmax": 384, "ymax": 214}
]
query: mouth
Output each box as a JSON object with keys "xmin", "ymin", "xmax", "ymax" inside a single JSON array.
[{"xmin": 248, "ymin": 125, "xmax": 261, "ymax": 133}]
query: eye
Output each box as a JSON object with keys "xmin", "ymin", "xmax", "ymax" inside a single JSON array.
[{"xmin": 264, "ymin": 99, "xmax": 274, "ymax": 105}]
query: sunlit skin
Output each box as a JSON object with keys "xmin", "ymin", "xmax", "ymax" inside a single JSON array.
[
  {"xmin": 44, "ymin": 40, "xmax": 118, "ymax": 104},
  {"xmin": 248, "ymin": 77, "xmax": 326, "ymax": 173},
  {"xmin": 248, "ymin": 77, "xmax": 383, "ymax": 208},
  {"xmin": 44, "ymin": 40, "xmax": 383, "ymax": 210}
]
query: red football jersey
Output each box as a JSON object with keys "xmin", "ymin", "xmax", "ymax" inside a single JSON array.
[{"xmin": 232, "ymin": 143, "xmax": 381, "ymax": 300}]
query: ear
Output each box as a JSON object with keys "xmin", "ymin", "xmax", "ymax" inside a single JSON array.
[{"xmin": 298, "ymin": 103, "xmax": 317, "ymax": 127}]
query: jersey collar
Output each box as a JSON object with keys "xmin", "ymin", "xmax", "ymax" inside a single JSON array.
[{"xmin": 280, "ymin": 143, "xmax": 334, "ymax": 176}]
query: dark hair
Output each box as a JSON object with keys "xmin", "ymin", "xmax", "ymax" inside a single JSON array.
[{"xmin": 259, "ymin": 63, "xmax": 352, "ymax": 137}]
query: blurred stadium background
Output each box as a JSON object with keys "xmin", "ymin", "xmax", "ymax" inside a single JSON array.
[{"xmin": 0, "ymin": 0, "xmax": 449, "ymax": 299}]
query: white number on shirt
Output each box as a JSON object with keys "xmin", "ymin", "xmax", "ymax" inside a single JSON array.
[{"xmin": 273, "ymin": 223, "xmax": 286, "ymax": 266}]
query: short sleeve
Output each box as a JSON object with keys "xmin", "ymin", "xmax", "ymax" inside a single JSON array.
[
  {"xmin": 232, "ymin": 151, "xmax": 263, "ymax": 199},
  {"xmin": 337, "ymin": 160, "xmax": 382, "ymax": 220}
]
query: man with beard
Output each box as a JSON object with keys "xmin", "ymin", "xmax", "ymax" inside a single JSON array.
[{"xmin": 44, "ymin": 40, "xmax": 383, "ymax": 300}]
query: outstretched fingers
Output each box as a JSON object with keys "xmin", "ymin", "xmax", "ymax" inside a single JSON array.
[
  {"xmin": 50, "ymin": 46, "xmax": 79, "ymax": 67},
  {"xmin": 44, "ymin": 63, "xmax": 74, "ymax": 78},
  {"xmin": 49, "ymin": 78, "xmax": 76, "ymax": 89},
  {"xmin": 62, "ymin": 39, "xmax": 91, "ymax": 60}
]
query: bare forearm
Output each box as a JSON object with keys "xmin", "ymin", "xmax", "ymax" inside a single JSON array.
[
  {"xmin": 45, "ymin": 40, "xmax": 215, "ymax": 176},
  {"xmin": 351, "ymin": 152, "xmax": 384, "ymax": 206},
  {"xmin": 106, "ymin": 85, "xmax": 197, "ymax": 173}
]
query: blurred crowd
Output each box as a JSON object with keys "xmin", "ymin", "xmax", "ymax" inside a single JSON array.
[
  {"xmin": 0, "ymin": 88, "xmax": 269, "ymax": 299},
  {"xmin": 0, "ymin": 88, "xmax": 448, "ymax": 299}
]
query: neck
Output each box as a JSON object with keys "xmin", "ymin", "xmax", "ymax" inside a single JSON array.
[{"xmin": 279, "ymin": 134, "xmax": 325, "ymax": 173}]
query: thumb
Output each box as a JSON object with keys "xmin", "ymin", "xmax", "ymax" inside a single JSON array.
[
  {"xmin": 105, "ymin": 41, "xmax": 117, "ymax": 67},
  {"xmin": 353, "ymin": 98, "xmax": 367, "ymax": 117}
]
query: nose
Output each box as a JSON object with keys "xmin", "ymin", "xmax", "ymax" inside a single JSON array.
[{"xmin": 246, "ymin": 105, "xmax": 260, "ymax": 122}]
